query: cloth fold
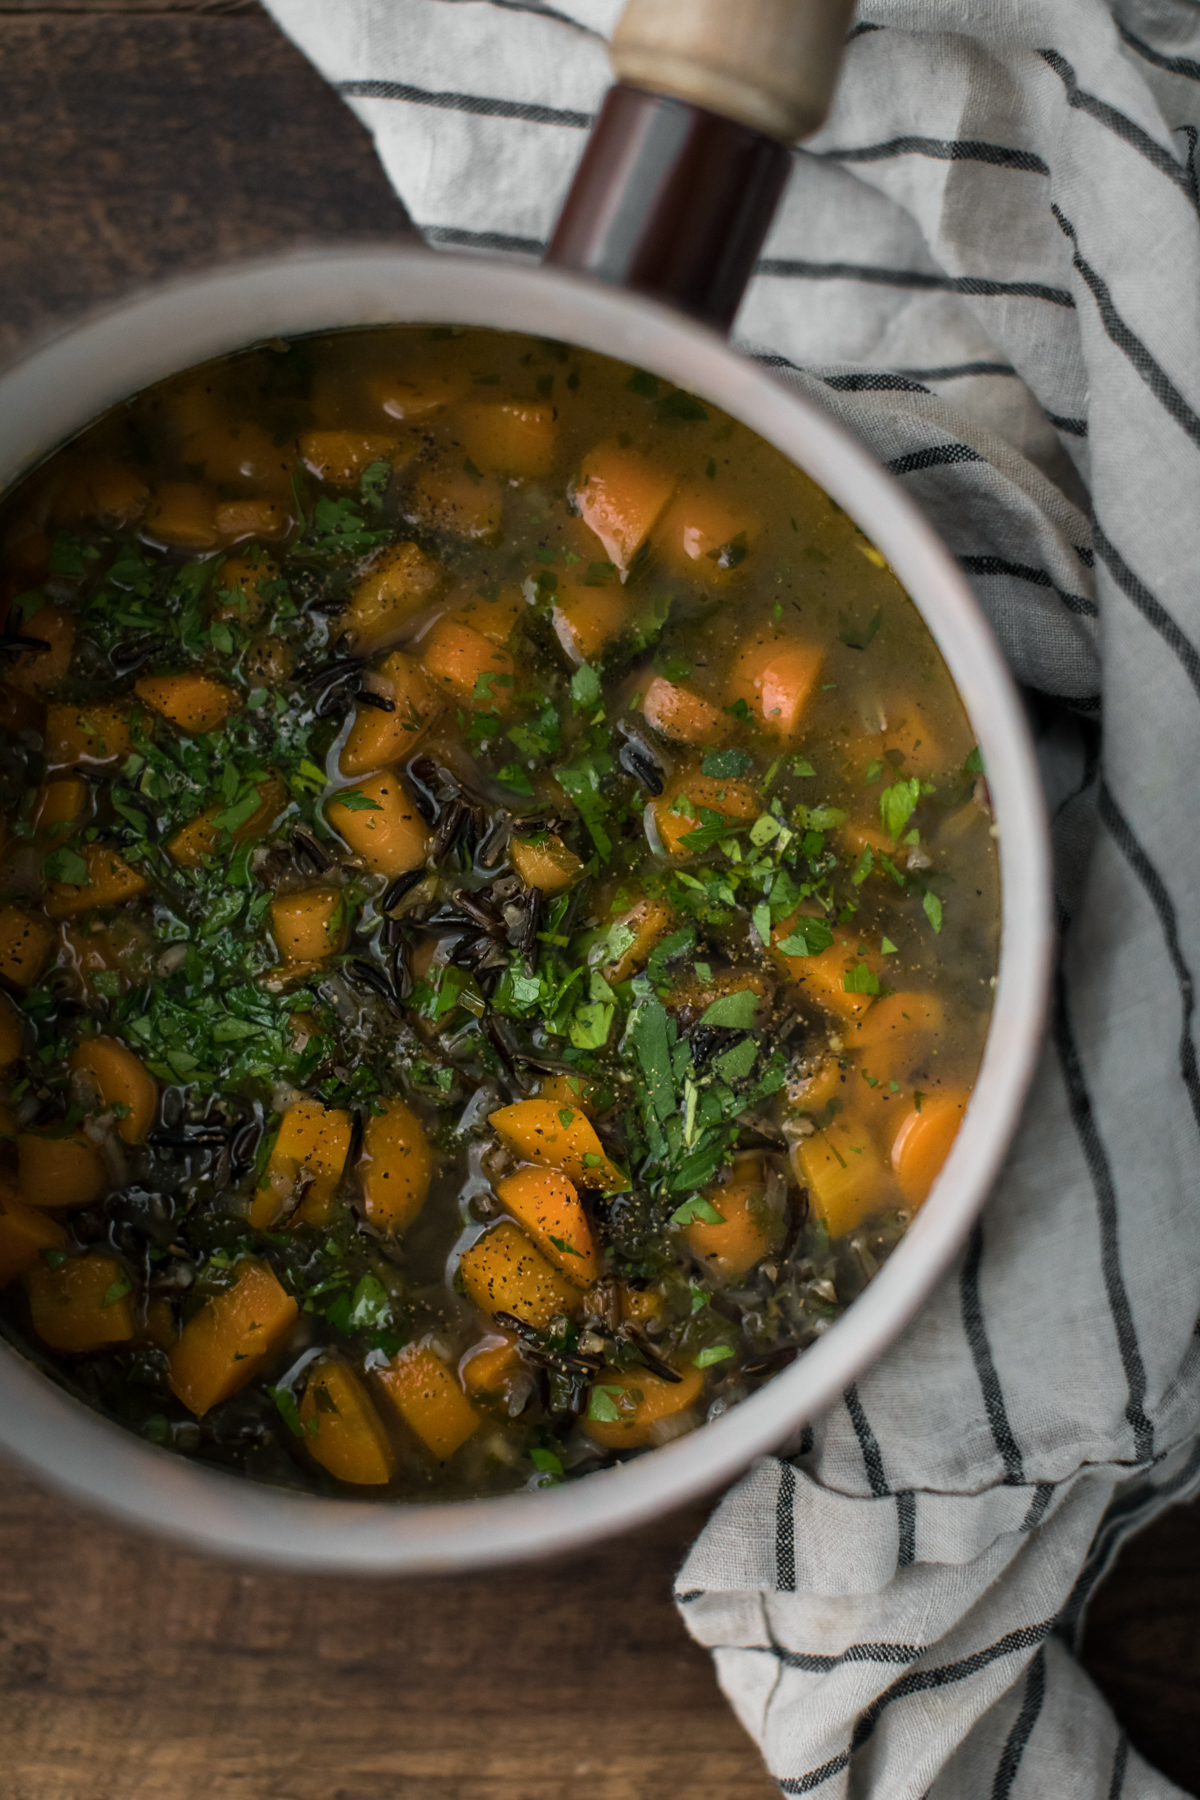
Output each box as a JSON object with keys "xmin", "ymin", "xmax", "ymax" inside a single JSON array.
[{"xmin": 259, "ymin": 0, "xmax": 1200, "ymax": 1791}]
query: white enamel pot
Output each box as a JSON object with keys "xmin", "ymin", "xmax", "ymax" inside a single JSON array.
[{"xmin": 0, "ymin": 247, "xmax": 1051, "ymax": 1569}]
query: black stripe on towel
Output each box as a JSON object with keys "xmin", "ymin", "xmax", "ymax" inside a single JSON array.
[
  {"xmin": 809, "ymin": 135, "xmax": 1048, "ymax": 175},
  {"xmin": 895, "ymin": 1490, "xmax": 917, "ymax": 1568},
  {"xmin": 1020, "ymin": 1482, "xmax": 1056, "ymax": 1532},
  {"xmin": 776, "ymin": 1460, "xmax": 797, "ymax": 1592},
  {"xmin": 992, "ymin": 1649, "xmax": 1047, "ymax": 1800},
  {"xmin": 433, "ymin": 0, "xmax": 606, "ymax": 34},
  {"xmin": 844, "ymin": 1385, "xmax": 891, "ymax": 1495},
  {"xmin": 1098, "ymin": 780, "xmax": 1200, "ymax": 1136},
  {"xmin": 1117, "ymin": 21, "xmax": 1200, "ymax": 83},
  {"xmin": 1046, "ymin": 410, "xmax": 1088, "ymax": 436},
  {"xmin": 1039, "ymin": 49, "xmax": 1198, "ymax": 207},
  {"xmin": 1053, "ymin": 207, "xmax": 1200, "ymax": 447},
  {"xmin": 959, "ymin": 553, "xmax": 1098, "ymax": 618},
  {"xmin": 755, "ymin": 257, "xmax": 1076, "ymax": 307},
  {"xmin": 961, "ymin": 1221, "xmax": 1027, "ymax": 1484},
  {"xmin": 897, "ymin": 360, "xmax": 1018, "ymax": 380},
  {"xmin": 337, "ymin": 78, "xmax": 594, "ymax": 128},
  {"xmin": 887, "ymin": 443, "xmax": 985, "ymax": 476},
  {"xmin": 1108, "ymin": 1733, "xmax": 1130, "ymax": 1800},
  {"xmin": 1052, "ymin": 963, "xmax": 1155, "ymax": 1463},
  {"xmin": 1093, "ymin": 519, "xmax": 1200, "ymax": 706}
]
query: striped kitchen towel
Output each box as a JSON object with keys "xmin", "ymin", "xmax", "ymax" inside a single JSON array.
[{"xmin": 260, "ymin": 1, "xmax": 1200, "ymax": 1793}]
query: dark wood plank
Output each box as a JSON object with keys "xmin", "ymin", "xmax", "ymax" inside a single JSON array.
[
  {"xmin": 1081, "ymin": 1493, "xmax": 1200, "ymax": 1795},
  {"xmin": 0, "ymin": 11, "xmax": 413, "ymax": 363},
  {"xmin": 0, "ymin": 1461, "xmax": 777, "ymax": 1800}
]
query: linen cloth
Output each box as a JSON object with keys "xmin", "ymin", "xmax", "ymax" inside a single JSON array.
[{"xmin": 259, "ymin": 1, "xmax": 1200, "ymax": 1792}]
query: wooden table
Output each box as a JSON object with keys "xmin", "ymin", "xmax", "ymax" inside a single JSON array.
[{"xmin": 0, "ymin": 5, "xmax": 1197, "ymax": 1794}]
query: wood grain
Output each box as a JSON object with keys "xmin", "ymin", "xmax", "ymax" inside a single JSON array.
[
  {"xmin": 0, "ymin": 1461, "xmax": 776, "ymax": 1800},
  {"xmin": 0, "ymin": 11, "xmax": 412, "ymax": 363},
  {"xmin": 0, "ymin": 7, "xmax": 1197, "ymax": 1796}
]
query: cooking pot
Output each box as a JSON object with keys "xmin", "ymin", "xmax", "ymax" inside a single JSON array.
[{"xmin": 0, "ymin": 0, "xmax": 1050, "ymax": 1569}]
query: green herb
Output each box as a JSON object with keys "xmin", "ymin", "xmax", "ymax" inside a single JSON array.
[
  {"xmin": 881, "ymin": 936, "xmax": 899, "ymax": 955},
  {"xmin": 548, "ymin": 1235, "xmax": 583, "ymax": 1258},
  {"xmin": 965, "ymin": 746, "xmax": 984, "ymax": 773},
  {"xmin": 268, "ymin": 1385, "xmax": 312, "ymax": 1440},
  {"xmin": 776, "ymin": 919, "xmax": 833, "ymax": 958},
  {"xmin": 587, "ymin": 1385, "xmax": 624, "ymax": 1423},
  {"xmin": 837, "ymin": 607, "xmax": 882, "ymax": 650},
  {"xmin": 922, "ymin": 890, "xmax": 943, "ymax": 933},
  {"xmin": 843, "ymin": 964, "xmax": 881, "ymax": 996},
  {"xmin": 43, "ymin": 848, "xmax": 90, "ymax": 886},
  {"xmin": 693, "ymin": 1343, "xmax": 736, "ymax": 1368},
  {"xmin": 530, "ymin": 1446, "xmax": 564, "ymax": 1480},
  {"xmin": 101, "ymin": 1272, "xmax": 133, "ymax": 1308},
  {"xmin": 671, "ymin": 1196, "xmax": 725, "ymax": 1226},
  {"xmin": 570, "ymin": 662, "xmax": 602, "ymax": 709},
  {"xmin": 701, "ymin": 749, "xmax": 752, "ymax": 779},
  {"xmin": 880, "ymin": 776, "xmax": 921, "ymax": 840},
  {"xmin": 626, "ymin": 370, "xmax": 659, "ymax": 399},
  {"xmin": 332, "ymin": 788, "xmax": 383, "ymax": 813},
  {"xmin": 697, "ymin": 989, "xmax": 759, "ymax": 1029},
  {"xmin": 656, "ymin": 390, "xmax": 708, "ymax": 423}
]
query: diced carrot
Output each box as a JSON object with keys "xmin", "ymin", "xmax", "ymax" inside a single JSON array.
[
  {"xmin": 488, "ymin": 1098, "xmax": 625, "ymax": 1190},
  {"xmin": 650, "ymin": 771, "xmax": 759, "ymax": 858},
  {"xmin": 770, "ymin": 923, "xmax": 880, "ymax": 1023},
  {"xmin": 495, "ymin": 1164, "xmax": 600, "ymax": 1284},
  {"xmin": 509, "ymin": 833, "xmax": 584, "ymax": 893},
  {"xmin": 602, "ymin": 895, "xmax": 678, "ymax": 984},
  {"xmin": 299, "ymin": 1359, "xmax": 397, "ymax": 1486},
  {"xmin": 158, "ymin": 375, "xmax": 227, "ymax": 439},
  {"xmin": 846, "ymin": 992, "xmax": 945, "ymax": 1054},
  {"xmin": 299, "ymin": 430, "xmax": 407, "ymax": 487},
  {"xmin": 182, "ymin": 421, "xmax": 293, "ymax": 489},
  {"xmin": 326, "ymin": 771, "xmax": 429, "ymax": 877},
  {"xmin": 574, "ymin": 442, "xmax": 675, "ymax": 573},
  {"xmin": 44, "ymin": 843, "xmax": 148, "ymax": 918},
  {"xmin": 215, "ymin": 498, "xmax": 293, "ymax": 544},
  {"xmin": 33, "ymin": 778, "xmax": 89, "ymax": 838},
  {"xmin": 358, "ymin": 1096, "xmax": 433, "ymax": 1233},
  {"xmin": 166, "ymin": 774, "xmax": 286, "ymax": 868},
  {"xmin": 44, "ymin": 701, "xmax": 133, "ymax": 770},
  {"xmin": 18, "ymin": 1130, "xmax": 108, "ymax": 1210},
  {"xmin": 535, "ymin": 1073, "xmax": 599, "ymax": 1115},
  {"xmin": 211, "ymin": 552, "xmax": 278, "ymax": 625},
  {"xmin": 241, "ymin": 636, "xmax": 293, "ymax": 688},
  {"xmin": 406, "ymin": 459, "xmax": 504, "ymax": 541},
  {"xmin": 457, "ymin": 400, "xmax": 557, "ymax": 479},
  {"xmin": 70, "ymin": 1037, "xmax": 158, "ymax": 1144},
  {"xmin": 167, "ymin": 1261, "xmax": 298, "ymax": 1415},
  {"xmin": 26, "ymin": 1253, "xmax": 135, "ymax": 1354},
  {"xmin": 890, "ymin": 1090, "xmax": 969, "ymax": 1206},
  {"xmin": 269, "ymin": 886, "xmax": 347, "ymax": 965},
  {"xmin": 654, "ymin": 483, "xmax": 758, "ymax": 581},
  {"xmin": 0, "ymin": 907, "xmax": 54, "ymax": 988},
  {"xmin": 0, "ymin": 991, "xmax": 23, "ymax": 1068},
  {"xmin": 5, "ymin": 604, "xmax": 75, "ymax": 696},
  {"xmin": 250, "ymin": 1099, "xmax": 353, "ymax": 1230},
  {"xmin": 457, "ymin": 1220, "xmax": 583, "ymax": 1330},
  {"xmin": 727, "ymin": 636, "xmax": 824, "ymax": 739},
  {"xmin": 842, "ymin": 701, "xmax": 947, "ymax": 781},
  {"xmin": 838, "ymin": 819, "xmax": 895, "ymax": 871},
  {"xmin": 374, "ymin": 1342, "xmax": 481, "ymax": 1460},
  {"xmin": 419, "ymin": 617, "xmax": 516, "ymax": 713},
  {"xmin": 0, "ymin": 1189, "xmax": 67, "ymax": 1287},
  {"xmin": 143, "ymin": 483, "xmax": 220, "ymax": 549},
  {"xmin": 338, "ymin": 541, "xmax": 444, "ymax": 649},
  {"xmin": 49, "ymin": 460, "xmax": 149, "ymax": 529},
  {"xmin": 368, "ymin": 366, "xmax": 470, "ymax": 423},
  {"xmin": 550, "ymin": 581, "xmax": 639, "ymax": 665},
  {"xmin": 460, "ymin": 1331, "xmax": 522, "ymax": 1395},
  {"xmin": 618, "ymin": 1283, "xmax": 668, "ymax": 1329},
  {"xmin": 642, "ymin": 676, "xmax": 731, "ymax": 747},
  {"xmin": 683, "ymin": 1161, "xmax": 780, "ymax": 1280},
  {"xmin": 581, "ymin": 1359, "xmax": 705, "ymax": 1449},
  {"xmin": 792, "ymin": 1115, "xmax": 894, "ymax": 1238},
  {"xmin": 785, "ymin": 1052, "xmax": 846, "ymax": 1114},
  {"xmin": 338, "ymin": 651, "xmax": 440, "ymax": 777},
  {"xmin": 134, "ymin": 673, "xmax": 238, "ymax": 736},
  {"xmin": 451, "ymin": 590, "xmax": 525, "ymax": 645}
]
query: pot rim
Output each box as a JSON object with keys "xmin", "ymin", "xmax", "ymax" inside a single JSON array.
[{"xmin": 0, "ymin": 245, "xmax": 1051, "ymax": 1571}]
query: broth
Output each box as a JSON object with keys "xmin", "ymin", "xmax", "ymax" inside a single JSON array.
[{"xmin": 0, "ymin": 327, "xmax": 999, "ymax": 1498}]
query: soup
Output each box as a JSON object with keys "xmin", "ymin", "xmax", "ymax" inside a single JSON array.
[{"xmin": 0, "ymin": 327, "xmax": 998, "ymax": 1497}]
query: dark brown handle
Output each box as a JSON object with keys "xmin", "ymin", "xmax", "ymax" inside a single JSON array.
[{"xmin": 544, "ymin": 0, "xmax": 855, "ymax": 332}]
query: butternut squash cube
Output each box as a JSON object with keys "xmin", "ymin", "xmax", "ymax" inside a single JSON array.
[
  {"xmin": 457, "ymin": 1220, "xmax": 581, "ymax": 1329},
  {"xmin": 488, "ymin": 1098, "xmax": 625, "ymax": 1190},
  {"xmin": 358, "ymin": 1097, "xmax": 433, "ymax": 1233},
  {"xmin": 69, "ymin": 1036, "xmax": 158, "ymax": 1144},
  {"xmin": 300, "ymin": 1359, "xmax": 397, "ymax": 1486},
  {"xmin": 26, "ymin": 1253, "xmax": 135, "ymax": 1354},
  {"xmin": 509, "ymin": 833, "xmax": 583, "ymax": 894},
  {"xmin": 495, "ymin": 1164, "xmax": 600, "ymax": 1284},
  {"xmin": 326, "ymin": 771, "xmax": 428, "ymax": 878},
  {"xmin": 0, "ymin": 1190, "xmax": 68, "ymax": 1288},
  {"xmin": 167, "ymin": 1261, "xmax": 298, "ymax": 1415},
  {"xmin": 375, "ymin": 1343, "xmax": 481, "ymax": 1460}
]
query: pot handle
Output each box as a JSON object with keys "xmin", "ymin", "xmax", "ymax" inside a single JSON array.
[{"xmin": 544, "ymin": 0, "xmax": 856, "ymax": 332}]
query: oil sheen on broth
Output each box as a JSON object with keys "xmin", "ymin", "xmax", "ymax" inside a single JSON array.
[{"xmin": 0, "ymin": 327, "xmax": 999, "ymax": 1498}]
